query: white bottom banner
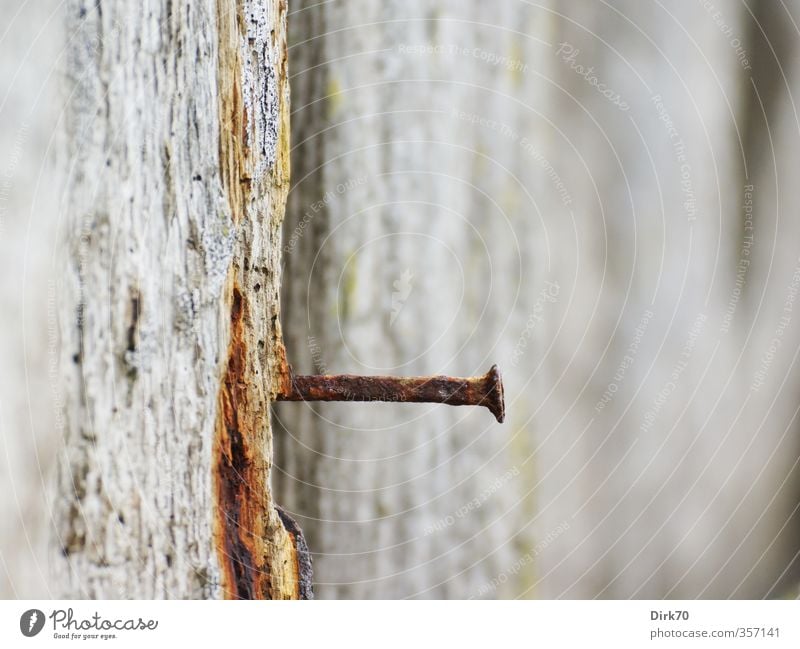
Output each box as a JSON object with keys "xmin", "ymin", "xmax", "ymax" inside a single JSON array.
[{"xmin": 1, "ymin": 600, "xmax": 797, "ymax": 648}]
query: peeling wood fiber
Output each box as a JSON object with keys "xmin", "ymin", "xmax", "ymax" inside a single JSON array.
[{"xmin": 213, "ymin": 0, "xmax": 307, "ymax": 600}]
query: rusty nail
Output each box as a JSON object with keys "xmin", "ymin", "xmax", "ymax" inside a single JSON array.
[{"xmin": 276, "ymin": 364, "xmax": 505, "ymax": 423}]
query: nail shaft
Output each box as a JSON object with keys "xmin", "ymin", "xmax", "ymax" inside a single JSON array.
[{"xmin": 276, "ymin": 365, "xmax": 505, "ymax": 423}]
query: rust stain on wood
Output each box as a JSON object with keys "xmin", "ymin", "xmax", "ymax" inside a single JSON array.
[
  {"xmin": 213, "ymin": 284, "xmax": 309, "ymax": 598},
  {"xmin": 214, "ymin": 286, "xmax": 271, "ymax": 598},
  {"xmin": 212, "ymin": 0, "xmax": 310, "ymax": 600}
]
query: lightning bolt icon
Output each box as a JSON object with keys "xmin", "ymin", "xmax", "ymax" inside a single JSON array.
[{"xmin": 28, "ymin": 611, "xmax": 37, "ymax": 632}]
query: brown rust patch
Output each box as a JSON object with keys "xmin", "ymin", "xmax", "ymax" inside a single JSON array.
[
  {"xmin": 214, "ymin": 287, "xmax": 259, "ymax": 599},
  {"xmin": 212, "ymin": 0, "xmax": 308, "ymax": 600},
  {"xmin": 213, "ymin": 286, "xmax": 307, "ymax": 599},
  {"xmin": 214, "ymin": 285, "xmax": 268, "ymax": 598}
]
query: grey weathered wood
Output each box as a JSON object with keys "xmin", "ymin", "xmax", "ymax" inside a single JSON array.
[
  {"xmin": 277, "ymin": 0, "xmax": 548, "ymax": 598},
  {"xmin": 51, "ymin": 0, "xmax": 301, "ymax": 599},
  {"xmin": 278, "ymin": 0, "xmax": 800, "ymax": 599},
  {"xmin": 4, "ymin": 0, "xmax": 800, "ymax": 601}
]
